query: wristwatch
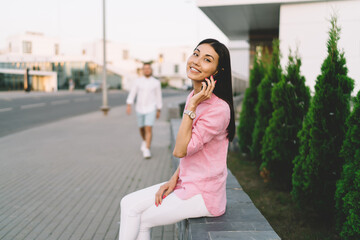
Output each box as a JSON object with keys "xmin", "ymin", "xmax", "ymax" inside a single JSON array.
[{"xmin": 184, "ymin": 110, "xmax": 196, "ymax": 120}]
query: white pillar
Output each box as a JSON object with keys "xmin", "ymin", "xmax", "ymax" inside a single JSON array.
[{"xmin": 228, "ymin": 40, "xmax": 250, "ymax": 82}]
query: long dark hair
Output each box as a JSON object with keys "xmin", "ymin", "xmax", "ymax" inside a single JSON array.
[{"xmin": 196, "ymin": 38, "xmax": 235, "ymax": 141}]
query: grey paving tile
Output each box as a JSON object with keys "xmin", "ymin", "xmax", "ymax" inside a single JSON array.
[{"xmin": 0, "ymin": 94, "xmax": 187, "ymax": 240}]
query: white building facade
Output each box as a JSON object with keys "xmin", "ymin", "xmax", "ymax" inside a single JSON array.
[
  {"xmin": 6, "ymin": 32, "xmax": 60, "ymax": 56},
  {"xmin": 198, "ymin": 0, "xmax": 360, "ymax": 94},
  {"xmin": 279, "ymin": 0, "xmax": 360, "ymax": 93},
  {"xmin": 152, "ymin": 46, "xmax": 193, "ymax": 89},
  {"xmin": 82, "ymin": 40, "xmax": 141, "ymax": 91},
  {"xmin": 0, "ymin": 32, "xmax": 62, "ymax": 92}
]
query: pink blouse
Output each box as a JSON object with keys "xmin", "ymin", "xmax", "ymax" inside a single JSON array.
[{"xmin": 174, "ymin": 91, "xmax": 230, "ymax": 216}]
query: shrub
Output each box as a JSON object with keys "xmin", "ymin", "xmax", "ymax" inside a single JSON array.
[
  {"xmin": 251, "ymin": 40, "xmax": 282, "ymax": 160},
  {"xmin": 260, "ymin": 52, "xmax": 310, "ymax": 189},
  {"xmin": 291, "ymin": 16, "xmax": 354, "ymax": 216},
  {"xmin": 238, "ymin": 48, "xmax": 266, "ymax": 154},
  {"xmin": 335, "ymin": 90, "xmax": 360, "ymax": 239}
]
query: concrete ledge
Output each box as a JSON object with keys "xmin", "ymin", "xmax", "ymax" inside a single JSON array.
[
  {"xmin": 170, "ymin": 118, "xmax": 281, "ymax": 240},
  {"xmin": 167, "ymin": 100, "xmax": 186, "ymax": 121}
]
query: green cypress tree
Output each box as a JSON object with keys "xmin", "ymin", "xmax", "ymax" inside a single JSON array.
[
  {"xmin": 335, "ymin": 90, "xmax": 360, "ymax": 239},
  {"xmin": 291, "ymin": 16, "xmax": 354, "ymax": 216},
  {"xmin": 260, "ymin": 52, "xmax": 310, "ymax": 189},
  {"xmin": 238, "ymin": 48, "xmax": 265, "ymax": 154},
  {"xmin": 251, "ymin": 40, "xmax": 282, "ymax": 160}
]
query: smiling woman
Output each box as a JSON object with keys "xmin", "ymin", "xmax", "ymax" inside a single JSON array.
[{"xmin": 118, "ymin": 39, "xmax": 235, "ymax": 240}]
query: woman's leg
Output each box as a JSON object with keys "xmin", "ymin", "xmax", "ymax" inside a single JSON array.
[
  {"xmin": 119, "ymin": 183, "xmax": 212, "ymax": 240},
  {"xmin": 136, "ymin": 193, "xmax": 212, "ymax": 240},
  {"xmin": 119, "ymin": 183, "xmax": 164, "ymax": 240}
]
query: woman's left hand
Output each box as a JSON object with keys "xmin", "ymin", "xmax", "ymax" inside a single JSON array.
[
  {"xmin": 154, "ymin": 178, "xmax": 177, "ymax": 207},
  {"xmin": 187, "ymin": 75, "xmax": 216, "ymax": 111}
]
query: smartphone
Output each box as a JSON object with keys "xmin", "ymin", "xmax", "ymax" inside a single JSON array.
[
  {"xmin": 201, "ymin": 73, "xmax": 219, "ymax": 90},
  {"xmin": 201, "ymin": 79, "xmax": 209, "ymax": 90}
]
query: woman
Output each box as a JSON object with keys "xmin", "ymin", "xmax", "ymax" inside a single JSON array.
[{"xmin": 119, "ymin": 38, "xmax": 235, "ymax": 240}]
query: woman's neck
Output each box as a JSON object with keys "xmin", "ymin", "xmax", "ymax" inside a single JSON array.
[{"xmin": 192, "ymin": 80, "xmax": 202, "ymax": 94}]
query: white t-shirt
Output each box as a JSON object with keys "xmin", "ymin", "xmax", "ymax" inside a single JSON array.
[{"xmin": 126, "ymin": 76, "xmax": 163, "ymax": 114}]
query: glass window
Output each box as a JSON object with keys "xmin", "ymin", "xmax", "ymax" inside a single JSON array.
[
  {"xmin": 23, "ymin": 41, "xmax": 32, "ymax": 54},
  {"xmin": 174, "ymin": 64, "xmax": 179, "ymax": 73}
]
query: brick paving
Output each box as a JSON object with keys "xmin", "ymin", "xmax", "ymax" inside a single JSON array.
[{"xmin": 0, "ymin": 93, "xmax": 187, "ymax": 240}]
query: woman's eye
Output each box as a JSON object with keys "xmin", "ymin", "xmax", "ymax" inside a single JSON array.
[
  {"xmin": 205, "ymin": 58, "xmax": 211, "ymax": 62},
  {"xmin": 193, "ymin": 52, "xmax": 198, "ymax": 56}
]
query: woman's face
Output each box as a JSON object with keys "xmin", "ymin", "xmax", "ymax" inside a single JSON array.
[{"xmin": 186, "ymin": 43, "xmax": 219, "ymax": 81}]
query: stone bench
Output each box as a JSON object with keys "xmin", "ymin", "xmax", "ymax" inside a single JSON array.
[
  {"xmin": 167, "ymin": 100, "xmax": 186, "ymax": 121},
  {"xmin": 170, "ymin": 118, "xmax": 281, "ymax": 240}
]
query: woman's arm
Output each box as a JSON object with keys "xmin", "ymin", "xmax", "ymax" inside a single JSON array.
[
  {"xmin": 171, "ymin": 165, "xmax": 180, "ymax": 182},
  {"xmin": 173, "ymin": 78, "xmax": 215, "ymax": 158},
  {"xmin": 172, "ymin": 109, "xmax": 194, "ymax": 158}
]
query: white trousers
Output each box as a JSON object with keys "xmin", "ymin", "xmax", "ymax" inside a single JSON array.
[{"xmin": 119, "ymin": 182, "xmax": 212, "ymax": 240}]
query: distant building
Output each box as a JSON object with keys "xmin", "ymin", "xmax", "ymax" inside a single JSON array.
[
  {"xmin": 0, "ymin": 32, "xmax": 139, "ymax": 92},
  {"xmin": 82, "ymin": 40, "xmax": 140, "ymax": 90},
  {"xmin": 198, "ymin": 0, "xmax": 360, "ymax": 94},
  {"xmin": 6, "ymin": 32, "xmax": 60, "ymax": 56},
  {"xmin": 152, "ymin": 46, "xmax": 193, "ymax": 89},
  {"xmin": 0, "ymin": 32, "xmax": 248, "ymax": 93}
]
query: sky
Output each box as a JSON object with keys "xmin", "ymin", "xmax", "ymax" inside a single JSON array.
[{"xmin": 0, "ymin": 0, "xmax": 228, "ymax": 59}]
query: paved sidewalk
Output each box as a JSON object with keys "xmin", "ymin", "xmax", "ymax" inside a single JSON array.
[{"xmin": 0, "ymin": 94, "xmax": 187, "ymax": 240}]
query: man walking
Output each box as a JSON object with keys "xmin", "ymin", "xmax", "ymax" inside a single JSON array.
[{"xmin": 126, "ymin": 63, "xmax": 162, "ymax": 159}]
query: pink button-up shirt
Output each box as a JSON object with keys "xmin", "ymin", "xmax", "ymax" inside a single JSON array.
[{"xmin": 174, "ymin": 91, "xmax": 230, "ymax": 216}]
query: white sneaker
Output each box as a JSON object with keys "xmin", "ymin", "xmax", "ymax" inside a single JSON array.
[
  {"xmin": 143, "ymin": 148, "xmax": 151, "ymax": 159},
  {"xmin": 141, "ymin": 141, "xmax": 147, "ymax": 152}
]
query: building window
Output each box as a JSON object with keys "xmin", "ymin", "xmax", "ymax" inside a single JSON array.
[
  {"xmin": 8, "ymin": 43, "xmax": 12, "ymax": 52},
  {"xmin": 174, "ymin": 64, "xmax": 179, "ymax": 73},
  {"xmin": 123, "ymin": 50, "xmax": 129, "ymax": 60},
  {"xmin": 23, "ymin": 41, "xmax": 32, "ymax": 54},
  {"xmin": 55, "ymin": 44, "xmax": 59, "ymax": 55}
]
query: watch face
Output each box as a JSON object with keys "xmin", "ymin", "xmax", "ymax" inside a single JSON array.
[{"xmin": 190, "ymin": 112, "xmax": 196, "ymax": 119}]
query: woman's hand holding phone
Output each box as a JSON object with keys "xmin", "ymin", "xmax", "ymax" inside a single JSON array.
[{"xmin": 187, "ymin": 75, "xmax": 216, "ymax": 111}]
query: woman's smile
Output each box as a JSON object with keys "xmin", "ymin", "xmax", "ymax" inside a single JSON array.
[{"xmin": 189, "ymin": 66, "xmax": 201, "ymax": 73}]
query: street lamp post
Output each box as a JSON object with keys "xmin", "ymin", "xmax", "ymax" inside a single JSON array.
[{"xmin": 100, "ymin": 0, "xmax": 110, "ymax": 115}]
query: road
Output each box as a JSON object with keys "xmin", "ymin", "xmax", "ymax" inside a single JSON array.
[{"xmin": 0, "ymin": 89, "xmax": 185, "ymax": 138}]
